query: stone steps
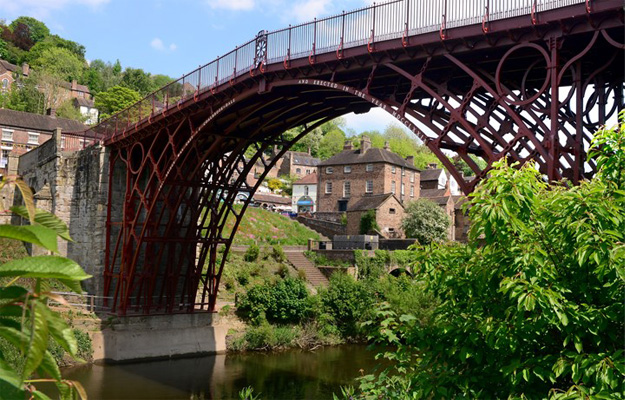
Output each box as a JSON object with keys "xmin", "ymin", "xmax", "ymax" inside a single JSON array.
[{"xmin": 286, "ymin": 252, "xmax": 329, "ymax": 287}]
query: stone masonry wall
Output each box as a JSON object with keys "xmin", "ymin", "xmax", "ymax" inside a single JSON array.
[{"xmin": 18, "ymin": 131, "xmax": 109, "ymax": 297}]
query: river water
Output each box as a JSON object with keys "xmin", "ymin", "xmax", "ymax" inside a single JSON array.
[{"xmin": 61, "ymin": 344, "xmax": 384, "ymax": 400}]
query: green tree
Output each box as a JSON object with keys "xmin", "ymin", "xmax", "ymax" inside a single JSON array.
[
  {"xmin": 23, "ymin": 35, "xmax": 86, "ymax": 65},
  {"xmin": 401, "ymin": 199, "xmax": 450, "ymax": 244},
  {"xmin": 121, "ymin": 67, "xmax": 153, "ymax": 96},
  {"xmin": 353, "ymin": 115, "xmax": 625, "ymax": 399},
  {"xmin": 0, "ymin": 38, "xmax": 8, "ymax": 59},
  {"xmin": 56, "ymin": 99, "xmax": 87, "ymax": 123},
  {"xmin": 94, "ymin": 85, "xmax": 141, "ymax": 120},
  {"xmin": 318, "ymin": 129, "xmax": 346, "ymax": 159},
  {"xmin": 150, "ymin": 74, "xmax": 174, "ymax": 91},
  {"xmin": 30, "ymin": 47, "xmax": 86, "ymax": 82},
  {"xmin": 0, "ymin": 77, "xmax": 44, "ymax": 114},
  {"xmin": 359, "ymin": 210, "xmax": 379, "ymax": 235},
  {"xmin": 9, "ymin": 17, "xmax": 49, "ymax": 44}
]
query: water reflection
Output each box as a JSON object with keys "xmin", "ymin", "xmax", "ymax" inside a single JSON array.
[{"xmin": 62, "ymin": 344, "xmax": 382, "ymax": 399}]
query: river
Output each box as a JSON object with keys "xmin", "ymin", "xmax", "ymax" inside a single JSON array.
[{"xmin": 59, "ymin": 344, "xmax": 384, "ymax": 399}]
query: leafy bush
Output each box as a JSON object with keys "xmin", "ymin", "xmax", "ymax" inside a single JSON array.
[
  {"xmin": 354, "ymin": 250, "xmax": 388, "ymax": 280},
  {"xmin": 353, "ymin": 114, "xmax": 625, "ymax": 399},
  {"xmin": 244, "ymin": 244, "xmax": 260, "ymax": 262},
  {"xmin": 236, "ymin": 278, "xmax": 311, "ymax": 325},
  {"xmin": 271, "ymin": 244, "xmax": 286, "ymax": 263},
  {"xmin": 359, "ymin": 210, "xmax": 379, "ymax": 234},
  {"xmin": 319, "ymin": 273, "xmax": 375, "ymax": 338},
  {"xmin": 401, "ymin": 198, "xmax": 450, "ymax": 245}
]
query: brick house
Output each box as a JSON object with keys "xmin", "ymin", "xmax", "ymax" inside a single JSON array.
[
  {"xmin": 292, "ymin": 172, "xmax": 318, "ymax": 213},
  {"xmin": 346, "ymin": 193, "xmax": 405, "ymax": 238},
  {"xmin": 0, "ymin": 108, "xmax": 86, "ymax": 175},
  {"xmin": 277, "ymin": 150, "xmax": 320, "ymax": 179},
  {"xmin": 0, "ymin": 60, "xmax": 29, "ymax": 92},
  {"xmin": 420, "ymin": 164, "xmax": 462, "ymax": 195},
  {"xmin": 317, "ymin": 136, "xmax": 420, "ymax": 218}
]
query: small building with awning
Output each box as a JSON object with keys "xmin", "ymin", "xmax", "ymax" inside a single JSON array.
[{"xmin": 292, "ymin": 173, "xmax": 318, "ymax": 213}]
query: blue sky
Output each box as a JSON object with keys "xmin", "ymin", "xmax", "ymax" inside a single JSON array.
[{"xmin": 0, "ymin": 0, "xmax": 401, "ymax": 134}]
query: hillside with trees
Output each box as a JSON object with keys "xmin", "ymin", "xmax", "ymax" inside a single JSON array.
[{"xmin": 0, "ymin": 16, "xmax": 174, "ymax": 121}]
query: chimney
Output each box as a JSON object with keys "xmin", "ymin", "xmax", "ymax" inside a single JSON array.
[
  {"xmin": 383, "ymin": 141, "xmax": 390, "ymax": 151},
  {"xmin": 428, "ymin": 162, "xmax": 438, "ymax": 169},
  {"xmin": 71, "ymin": 80, "xmax": 77, "ymax": 91},
  {"xmin": 343, "ymin": 140, "xmax": 353, "ymax": 150},
  {"xmin": 46, "ymin": 108, "xmax": 56, "ymax": 118},
  {"xmin": 360, "ymin": 136, "xmax": 372, "ymax": 153},
  {"xmin": 21, "ymin": 63, "xmax": 29, "ymax": 76},
  {"xmin": 307, "ymin": 146, "xmax": 311, "ymax": 155},
  {"xmin": 405, "ymin": 155, "xmax": 414, "ymax": 165}
]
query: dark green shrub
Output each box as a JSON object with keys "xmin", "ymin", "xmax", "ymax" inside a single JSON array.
[
  {"xmin": 276, "ymin": 263, "xmax": 289, "ymax": 278},
  {"xmin": 359, "ymin": 210, "xmax": 379, "ymax": 234},
  {"xmin": 236, "ymin": 271, "xmax": 250, "ymax": 286},
  {"xmin": 319, "ymin": 273, "xmax": 375, "ymax": 338},
  {"xmin": 272, "ymin": 244, "xmax": 286, "ymax": 262},
  {"xmin": 267, "ymin": 278, "xmax": 311, "ymax": 324},
  {"xmin": 244, "ymin": 244, "xmax": 260, "ymax": 262},
  {"xmin": 236, "ymin": 278, "xmax": 311, "ymax": 325}
]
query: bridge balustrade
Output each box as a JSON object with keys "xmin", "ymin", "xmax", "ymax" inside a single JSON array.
[{"xmin": 84, "ymin": 0, "xmax": 587, "ymax": 143}]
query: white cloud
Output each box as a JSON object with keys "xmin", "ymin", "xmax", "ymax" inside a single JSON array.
[
  {"xmin": 151, "ymin": 37, "xmax": 177, "ymax": 52},
  {"xmin": 208, "ymin": 0, "xmax": 255, "ymax": 11},
  {"xmin": 0, "ymin": 0, "xmax": 109, "ymax": 19},
  {"xmin": 285, "ymin": 0, "xmax": 333, "ymax": 23},
  {"xmin": 343, "ymin": 108, "xmax": 399, "ymax": 135}
]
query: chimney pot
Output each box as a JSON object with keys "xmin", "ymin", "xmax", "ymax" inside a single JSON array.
[
  {"xmin": 384, "ymin": 141, "xmax": 390, "ymax": 150},
  {"xmin": 343, "ymin": 140, "xmax": 353, "ymax": 150},
  {"xmin": 21, "ymin": 63, "xmax": 29, "ymax": 76},
  {"xmin": 46, "ymin": 108, "xmax": 56, "ymax": 118},
  {"xmin": 406, "ymin": 155, "xmax": 414, "ymax": 165},
  {"xmin": 71, "ymin": 80, "xmax": 77, "ymax": 91},
  {"xmin": 428, "ymin": 163, "xmax": 438, "ymax": 169}
]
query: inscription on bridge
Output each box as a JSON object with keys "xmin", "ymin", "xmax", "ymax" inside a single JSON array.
[{"xmin": 296, "ymin": 79, "xmax": 419, "ymax": 135}]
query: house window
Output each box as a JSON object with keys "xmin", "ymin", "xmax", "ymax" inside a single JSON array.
[
  {"xmin": 401, "ymin": 183, "xmax": 405, "ymax": 196},
  {"xmin": 306, "ymin": 169, "xmax": 310, "ymax": 175},
  {"xmin": 366, "ymin": 164, "xmax": 373, "ymax": 172},
  {"xmin": 410, "ymin": 185, "xmax": 415, "ymax": 197},
  {"xmin": 344, "ymin": 166, "xmax": 351, "ymax": 173},
  {"xmin": 391, "ymin": 181, "xmax": 396, "ymax": 194},
  {"xmin": 296, "ymin": 168, "xmax": 301, "ymax": 174},
  {"xmin": 402, "ymin": 167, "xmax": 405, "ymax": 176},
  {"xmin": 389, "ymin": 208, "xmax": 396, "ymax": 214},
  {"xmin": 1, "ymin": 79, "xmax": 8, "ymax": 90},
  {"xmin": 325, "ymin": 181, "xmax": 332, "ymax": 194},
  {"xmin": 28, "ymin": 132, "xmax": 39, "ymax": 145},
  {"xmin": 391, "ymin": 165, "xmax": 396, "ymax": 174},
  {"xmin": 343, "ymin": 181, "xmax": 351, "ymax": 197},
  {"xmin": 410, "ymin": 171, "xmax": 415, "ymax": 183},
  {"xmin": 304, "ymin": 186, "xmax": 309, "ymax": 196},
  {"xmin": 326, "ymin": 167, "xmax": 333, "ymax": 174},
  {"xmin": 61, "ymin": 137, "xmax": 66, "ymax": 150},
  {"xmin": 338, "ymin": 199, "xmax": 348, "ymax": 212},
  {"xmin": 0, "ymin": 148, "xmax": 11, "ymax": 169},
  {"xmin": 366, "ymin": 180, "xmax": 373, "ymax": 193},
  {"xmin": 2, "ymin": 129, "xmax": 13, "ymax": 141}
]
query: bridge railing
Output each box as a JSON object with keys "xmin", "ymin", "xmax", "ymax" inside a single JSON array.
[{"xmin": 86, "ymin": 0, "xmax": 586, "ymax": 143}]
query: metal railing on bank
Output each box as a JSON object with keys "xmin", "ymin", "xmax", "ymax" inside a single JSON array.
[{"xmin": 83, "ymin": 0, "xmax": 585, "ymax": 143}]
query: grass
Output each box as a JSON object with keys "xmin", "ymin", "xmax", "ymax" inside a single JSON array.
[{"xmin": 221, "ymin": 205, "xmax": 320, "ymax": 246}]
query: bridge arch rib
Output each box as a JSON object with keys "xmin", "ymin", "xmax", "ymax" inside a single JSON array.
[{"xmin": 96, "ymin": 1, "xmax": 623, "ymax": 315}]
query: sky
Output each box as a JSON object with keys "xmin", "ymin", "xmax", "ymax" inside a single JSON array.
[{"xmin": 0, "ymin": 0, "xmax": 402, "ymax": 135}]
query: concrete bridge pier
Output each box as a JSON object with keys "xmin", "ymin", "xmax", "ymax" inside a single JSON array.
[{"xmin": 91, "ymin": 313, "xmax": 227, "ymax": 363}]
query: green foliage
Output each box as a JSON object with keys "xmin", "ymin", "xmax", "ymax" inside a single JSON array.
[
  {"xmin": 236, "ymin": 278, "xmax": 311, "ymax": 325},
  {"xmin": 9, "ymin": 17, "xmax": 49, "ymax": 45},
  {"xmin": 359, "ymin": 210, "xmax": 379, "ymax": 235},
  {"xmin": 55, "ymin": 99, "xmax": 87, "ymax": 123},
  {"xmin": 0, "ymin": 77, "xmax": 44, "ymax": 114},
  {"xmin": 318, "ymin": 273, "xmax": 374, "ymax": 338},
  {"xmin": 271, "ymin": 245, "xmax": 286, "ymax": 263},
  {"xmin": 352, "ymin": 117, "xmax": 625, "ymax": 399},
  {"xmin": 30, "ymin": 47, "xmax": 86, "ymax": 82},
  {"xmin": 120, "ymin": 67, "xmax": 153, "ymax": 96},
  {"xmin": 239, "ymin": 385, "xmax": 262, "ymax": 400},
  {"xmin": 318, "ymin": 128, "xmax": 346, "ymax": 159},
  {"xmin": 23, "ymin": 35, "xmax": 86, "ymax": 65},
  {"xmin": 94, "ymin": 85, "xmax": 141, "ymax": 120},
  {"xmin": 589, "ymin": 110, "xmax": 625, "ymax": 189},
  {"xmin": 0, "ymin": 39, "xmax": 8, "ymax": 60},
  {"xmin": 401, "ymin": 198, "xmax": 450, "ymax": 245},
  {"xmin": 354, "ymin": 250, "xmax": 388, "ymax": 279},
  {"xmin": 0, "ymin": 177, "xmax": 90, "ymax": 399},
  {"xmin": 452, "ymin": 154, "xmax": 487, "ymax": 177},
  {"xmin": 244, "ymin": 244, "xmax": 260, "ymax": 262}
]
